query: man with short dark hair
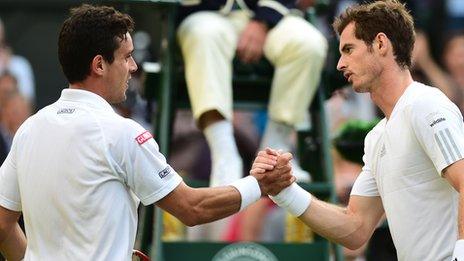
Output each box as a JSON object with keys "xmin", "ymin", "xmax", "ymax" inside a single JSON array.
[
  {"xmin": 253, "ymin": 1, "xmax": 464, "ymax": 260},
  {"xmin": 0, "ymin": 4, "xmax": 293, "ymax": 260}
]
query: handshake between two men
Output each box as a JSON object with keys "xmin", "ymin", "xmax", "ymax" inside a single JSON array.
[{"xmin": 249, "ymin": 148, "xmax": 312, "ymax": 217}]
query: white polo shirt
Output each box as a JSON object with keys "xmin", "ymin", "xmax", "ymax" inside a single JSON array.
[
  {"xmin": 351, "ymin": 82, "xmax": 463, "ymax": 261},
  {"xmin": 0, "ymin": 89, "xmax": 182, "ymax": 260}
]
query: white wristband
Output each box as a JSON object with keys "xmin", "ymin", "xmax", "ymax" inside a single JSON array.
[
  {"xmin": 452, "ymin": 239, "xmax": 464, "ymax": 260},
  {"xmin": 230, "ymin": 176, "xmax": 261, "ymax": 211},
  {"xmin": 269, "ymin": 183, "xmax": 311, "ymax": 217}
]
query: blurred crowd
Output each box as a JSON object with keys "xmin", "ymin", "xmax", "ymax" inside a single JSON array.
[
  {"xmin": 0, "ymin": 18, "xmax": 33, "ymax": 166},
  {"xmin": 0, "ymin": 0, "xmax": 463, "ymax": 260}
]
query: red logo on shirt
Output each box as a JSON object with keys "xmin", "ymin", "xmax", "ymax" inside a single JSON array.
[{"xmin": 136, "ymin": 131, "xmax": 153, "ymax": 145}]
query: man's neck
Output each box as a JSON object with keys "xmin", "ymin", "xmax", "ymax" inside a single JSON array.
[
  {"xmin": 370, "ymin": 66, "xmax": 414, "ymax": 119},
  {"xmin": 69, "ymin": 78, "xmax": 105, "ymax": 99}
]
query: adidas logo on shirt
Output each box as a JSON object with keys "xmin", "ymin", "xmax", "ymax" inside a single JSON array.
[{"xmin": 429, "ymin": 117, "xmax": 446, "ymax": 127}]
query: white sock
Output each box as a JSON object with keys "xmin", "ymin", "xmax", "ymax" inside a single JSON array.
[
  {"xmin": 204, "ymin": 120, "xmax": 243, "ymax": 187},
  {"xmin": 260, "ymin": 120, "xmax": 311, "ymax": 182}
]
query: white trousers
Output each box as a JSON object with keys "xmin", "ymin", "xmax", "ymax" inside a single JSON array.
[{"xmin": 177, "ymin": 11, "xmax": 327, "ymax": 126}]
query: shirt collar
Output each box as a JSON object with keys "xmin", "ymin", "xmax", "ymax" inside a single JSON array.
[{"xmin": 59, "ymin": 88, "xmax": 115, "ymax": 112}]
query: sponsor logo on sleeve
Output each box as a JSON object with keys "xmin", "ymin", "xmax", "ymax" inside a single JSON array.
[
  {"xmin": 135, "ymin": 131, "xmax": 153, "ymax": 145},
  {"xmin": 429, "ymin": 117, "xmax": 446, "ymax": 127},
  {"xmin": 57, "ymin": 108, "xmax": 75, "ymax": 114},
  {"xmin": 158, "ymin": 166, "xmax": 172, "ymax": 179}
]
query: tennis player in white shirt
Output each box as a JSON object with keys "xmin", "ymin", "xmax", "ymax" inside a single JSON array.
[{"xmin": 253, "ymin": 1, "xmax": 464, "ymax": 260}]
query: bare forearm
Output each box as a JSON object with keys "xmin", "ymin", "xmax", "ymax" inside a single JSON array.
[
  {"xmin": 299, "ymin": 198, "xmax": 367, "ymax": 249},
  {"xmin": 0, "ymin": 223, "xmax": 26, "ymax": 261},
  {"xmin": 191, "ymin": 186, "xmax": 242, "ymax": 225},
  {"xmin": 254, "ymin": 150, "xmax": 383, "ymax": 248},
  {"xmin": 459, "ymin": 189, "xmax": 464, "ymax": 239},
  {"xmin": 158, "ymin": 178, "xmax": 261, "ymax": 227}
]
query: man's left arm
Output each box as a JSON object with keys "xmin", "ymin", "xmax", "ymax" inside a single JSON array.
[
  {"xmin": 409, "ymin": 96, "xmax": 464, "ymax": 260},
  {"xmin": 444, "ymin": 161, "xmax": 464, "ymax": 260},
  {"xmin": 0, "ymin": 206, "xmax": 26, "ymax": 261}
]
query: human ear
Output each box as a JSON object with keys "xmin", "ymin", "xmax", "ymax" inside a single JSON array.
[
  {"xmin": 90, "ymin": 55, "xmax": 105, "ymax": 76},
  {"xmin": 375, "ymin": 33, "xmax": 389, "ymax": 56}
]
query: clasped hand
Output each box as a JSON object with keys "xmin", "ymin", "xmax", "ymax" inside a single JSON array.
[{"xmin": 250, "ymin": 148, "xmax": 295, "ymax": 196}]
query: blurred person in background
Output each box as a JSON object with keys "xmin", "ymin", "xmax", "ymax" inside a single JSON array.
[
  {"xmin": 0, "ymin": 93, "xmax": 32, "ymax": 152},
  {"xmin": 0, "ymin": 72, "xmax": 18, "ymax": 106},
  {"xmin": 0, "ymin": 72, "xmax": 19, "ymax": 166},
  {"xmin": 0, "ymin": 72, "xmax": 25, "ymax": 165},
  {"xmin": 177, "ymin": 0, "xmax": 327, "ymax": 188},
  {"xmin": 325, "ymin": 86, "xmax": 378, "ymax": 133},
  {"xmin": 0, "ymin": 75, "xmax": 30, "ymax": 261},
  {"xmin": 412, "ymin": 30, "xmax": 464, "ymax": 113},
  {"xmin": 0, "ymin": 17, "xmax": 35, "ymax": 102},
  {"xmin": 443, "ymin": 31, "xmax": 464, "ymax": 105},
  {"xmin": 176, "ymin": 0, "xmax": 327, "ymax": 240}
]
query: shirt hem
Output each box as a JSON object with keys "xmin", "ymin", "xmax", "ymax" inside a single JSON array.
[
  {"xmin": 0, "ymin": 194, "xmax": 21, "ymax": 211},
  {"xmin": 140, "ymin": 175, "xmax": 183, "ymax": 206}
]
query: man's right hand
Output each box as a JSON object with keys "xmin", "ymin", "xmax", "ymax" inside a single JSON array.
[
  {"xmin": 236, "ymin": 20, "xmax": 268, "ymax": 64},
  {"xmin": 250, "ymin": 149, "xmax": 295, "ymax": 196}
]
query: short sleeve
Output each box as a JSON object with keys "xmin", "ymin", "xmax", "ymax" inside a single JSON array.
[
  {"xmin": 351, "ymin": 159, "xmax": 380, "ymax": 197},
  {"xmin": 410, "ymin": 95, "xmax": 464, "ymax": 174},
  {"xmin": 109, "ymin": 120, "xmax": 182, "ymax": 206},
  {"xmin": 0, "ymin": 139, "xmax": 21, "ymax": 211},
  {"xmin": 350, "ymin": 130, "xmax": 380, "ymax": 197}
]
